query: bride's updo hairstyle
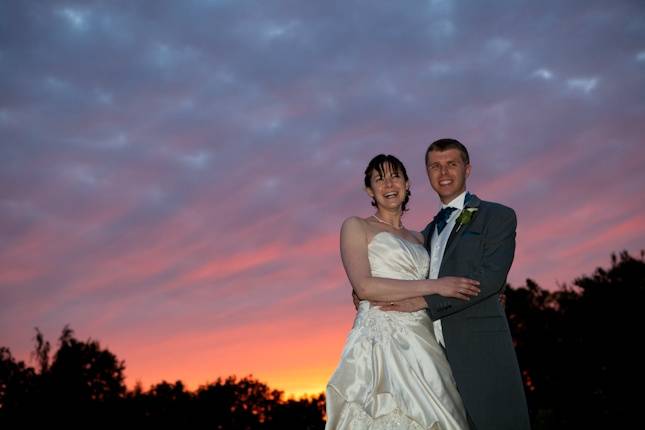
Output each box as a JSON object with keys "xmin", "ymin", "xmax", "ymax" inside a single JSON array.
[{"xmin": 364, "ymin": 154, "xmax": 411, "ymax": 212}]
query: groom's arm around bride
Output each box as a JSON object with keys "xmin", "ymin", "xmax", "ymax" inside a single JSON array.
[{"xmin": 422, "ymin": 196, "xmax": 516, "ymax": 320}]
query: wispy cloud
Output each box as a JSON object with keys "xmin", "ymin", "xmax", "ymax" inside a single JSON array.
[
  {"xmin": 567, "ymin": 77, "xmax": 599, "ymax": 94},
  {"xmin": 532, "ymin": 68, "xmax": 554, "ymax": 80}
]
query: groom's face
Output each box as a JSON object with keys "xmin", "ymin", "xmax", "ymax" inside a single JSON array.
[{"xmin": 426, "ymin": 149, "xmax": 471, "ymax": 204}]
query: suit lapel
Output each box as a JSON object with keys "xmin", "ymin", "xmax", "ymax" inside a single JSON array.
[
  {"xmin": 424, "ymin": 220, "xmax": 436, "ymax": 251},
  {"xmin": 439, "ymin": 194, "xmax": 481, "ymax": 273}
]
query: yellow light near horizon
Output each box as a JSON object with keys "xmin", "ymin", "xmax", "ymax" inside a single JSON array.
[
  {"xmin": 260, "ymin": 365, "xmax": 334, "ymax": 399},
  {"xmin": 119, "ymin": 305, "xmax": 353, "ymax": 399}
]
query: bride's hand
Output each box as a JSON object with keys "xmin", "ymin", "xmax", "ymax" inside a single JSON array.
[{"xmin": 435, "ymin": 277, "xmax": 480, "ymax": 300}]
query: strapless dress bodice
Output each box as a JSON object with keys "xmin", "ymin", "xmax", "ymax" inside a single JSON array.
[{"xmin": 368, "ymin": 231, "xmax": 429, "ymax": 281}]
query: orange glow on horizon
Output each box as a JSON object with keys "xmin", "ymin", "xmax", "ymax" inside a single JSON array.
[{"xmin": 111, "ymin": 300, "xmax": 355, "ymax": 399}]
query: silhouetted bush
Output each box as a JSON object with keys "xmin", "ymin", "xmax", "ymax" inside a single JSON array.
[{"xmin": 505, "ymin": 250, "xmax": 644, "ymax": 428}]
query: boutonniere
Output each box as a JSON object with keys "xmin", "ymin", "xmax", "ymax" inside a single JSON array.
[{"xmin": 455, "ymin": 207, "xmax": 478, "ymax": 232}]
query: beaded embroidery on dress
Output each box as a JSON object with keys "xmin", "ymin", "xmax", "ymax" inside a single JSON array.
[{"xmin": 325, "ymin": 232, "xmax": 468, "ymax": 430}]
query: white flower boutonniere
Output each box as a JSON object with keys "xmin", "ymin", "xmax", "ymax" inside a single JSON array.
[{"xmin": 455, "ymin": 207, "xmax": 478, "ymax": 232}]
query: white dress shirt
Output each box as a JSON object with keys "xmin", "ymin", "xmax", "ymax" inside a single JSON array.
[{"xmin": 429, "ymin": 190, "xmax": 468, "ymax": 347}]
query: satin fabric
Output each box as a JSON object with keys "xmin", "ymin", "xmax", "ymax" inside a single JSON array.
[{"xmin": 326, "ymin": 232, "xmax": 468, "ymax": 429}]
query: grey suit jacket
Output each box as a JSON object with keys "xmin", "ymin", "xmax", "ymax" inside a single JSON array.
[{"xmin": 422, "ymin": 194, "xmax": 530, "ymax": 430}]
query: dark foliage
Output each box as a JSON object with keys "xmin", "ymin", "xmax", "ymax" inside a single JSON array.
[{"xmin": 506, "ymin": 250, "xmax": 644, "ymax": 428}]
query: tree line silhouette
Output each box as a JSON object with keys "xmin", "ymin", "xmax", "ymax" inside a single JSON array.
[{"xmin": 2, "ymin": 250, "xmax": 643, "ymax": 428}]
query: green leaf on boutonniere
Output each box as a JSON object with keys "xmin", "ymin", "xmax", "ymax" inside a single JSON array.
[{"xmin": 455, "ymin": 207, "xmax": 478, "ymax": 232}]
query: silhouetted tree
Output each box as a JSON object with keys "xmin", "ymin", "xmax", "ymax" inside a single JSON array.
[
  {"xmin": 120, "ymin": 374, "xmax": 325, "ymax": 428},
  {"xmin": 126, "ymin": 379, "xmax": 195, "ymax": 426},
  {"xmin": 267, "ymin": 393, "xmax": 326, "ymax": 430},
  {"xmin": 193, "ymin": 375, "xmax": 282, "ymax": 429},
  {"xmin": 0, "ymin": 326, "xmax": 128, "ymax": 425},
  {"xmin": 0, "ymin": 347, "xmax": 38, "ymax": 421},
  {"xmin": 46, "ymin": 325, "xmax": 126, "ymax": 422},
  {"xmin": 31, "ymin": 328, "xmax": 50, "ymax": 375},
  {"xmin": 505, "ymin": 250, "xmax": 644, "ymax": 428}
]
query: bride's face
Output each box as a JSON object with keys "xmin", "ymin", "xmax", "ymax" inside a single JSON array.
[{"xmin": 366, "ymin": 163, "xmax": 409, "ymax": 211}]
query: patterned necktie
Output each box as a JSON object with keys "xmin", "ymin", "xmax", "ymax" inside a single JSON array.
[{"xmin": 435, "ymin": 206, "xmax": 457, "ymax": 235}]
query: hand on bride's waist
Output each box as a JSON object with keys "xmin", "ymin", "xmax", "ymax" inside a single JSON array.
[
  {"xmin": 353, "ymin": 288, "xmax": 427, "ymax": 313},
  {"xmin": 369, "ymin": 296, "xmax": 428, "ymax": 313}
]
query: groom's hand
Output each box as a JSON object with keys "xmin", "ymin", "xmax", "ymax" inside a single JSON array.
[{"xmin": 376, "ymin": 296, "xmax": 427, "ymax": 313}]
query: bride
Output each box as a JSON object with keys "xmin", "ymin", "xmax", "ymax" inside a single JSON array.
[{"xmin": 325, "ymin": 154, "xmax": 479, "ymax": 429}]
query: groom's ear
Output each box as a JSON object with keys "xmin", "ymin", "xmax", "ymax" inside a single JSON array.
[{"xmin": 465, "ymin": 163, "xmax": 472, "ymax": 178}]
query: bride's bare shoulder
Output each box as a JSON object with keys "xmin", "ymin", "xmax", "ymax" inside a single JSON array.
[
  {"xmin": 341, "ymin": 216, "xmax": 370, "ymax": 233},
  {"xmin": 342, "ymin": 217, "xmax": 383, "ymax": 244}
]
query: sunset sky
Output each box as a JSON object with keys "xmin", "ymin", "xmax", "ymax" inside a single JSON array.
[{"xmin": 2, "ymin": 0, "xmax": 644, "ymax": 397}]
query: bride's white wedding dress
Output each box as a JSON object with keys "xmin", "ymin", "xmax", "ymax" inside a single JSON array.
[{"xmin": 326, "ymin": 232, "xmax": 468, "ymax": 430}]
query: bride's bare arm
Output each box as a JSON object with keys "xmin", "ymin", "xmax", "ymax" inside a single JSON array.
[{"xmin": 340, "ymin": 217, "xmax": 479, "ymax": 302}]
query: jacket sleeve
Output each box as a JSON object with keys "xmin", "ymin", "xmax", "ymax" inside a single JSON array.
[{"xmin": 424, "ymin": 205, "xmax": 516, "ymax": 320}]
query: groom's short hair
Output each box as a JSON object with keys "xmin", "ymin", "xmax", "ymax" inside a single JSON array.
[{"xmin": 425, "ymin": 138, "xmax": 470, "ymax": 166}]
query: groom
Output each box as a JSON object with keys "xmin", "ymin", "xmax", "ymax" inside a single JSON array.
[{"xmin": 379, "ymin": 139, "xmax": 531, "ymax": 429}]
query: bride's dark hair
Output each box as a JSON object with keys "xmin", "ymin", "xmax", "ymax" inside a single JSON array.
[{"xmin": 364, "ymin": 154, "xmax": 411, "ymax": 212}]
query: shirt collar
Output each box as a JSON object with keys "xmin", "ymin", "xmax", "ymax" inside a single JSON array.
[{"xmin": 441, "ymin": 190, "xmax": 468, "ymax": 210}]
